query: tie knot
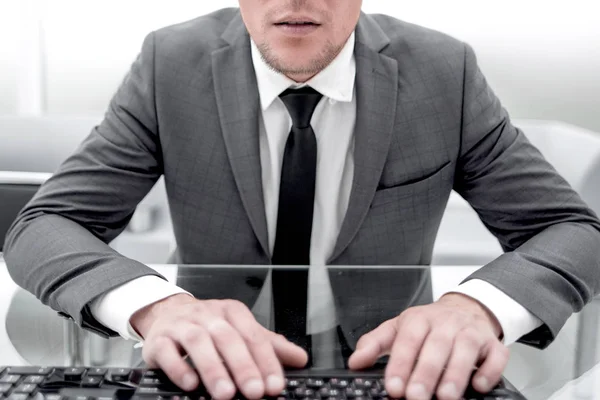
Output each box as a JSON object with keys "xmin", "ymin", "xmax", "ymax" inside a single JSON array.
[{"xmin": 279, "ymin": 87, "xmax": 323, "ymax": 129}]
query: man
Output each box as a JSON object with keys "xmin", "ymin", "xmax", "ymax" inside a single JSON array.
[{"xmin": 4, "ymin": 1, "xmax": 600, "ymax": 400}]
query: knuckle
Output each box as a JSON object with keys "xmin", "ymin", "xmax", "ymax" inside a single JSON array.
[
  {"xmin": 400, "ymin": 307, "xmax": 421, "ymax": 320},
  {"xmin": 226, "ymin": 299, "xmax": 247, "ymax": 311},
  {"xmin": 152, "ymin": 335, "xmax": 173, "ymax": 349},
  {"xmin": 492, "ymin": 344, "xmax": 510, "ymax": 367},
  {"xmin": 243, "ymin": 329, "xmax": 268, "ymax": 346},
  {"xmin": 273, "ymin": 332, "xmax": 286, "ymax": 340},
  {"xmin": 181, "ymin": 327, "xmax": 207, "ymax": 346},
  {"xmin": 205, "ymin": 318, "xmax": 231, "ymax": 336},
  {"xmin": 142, "ymin": 335, "xmax": 168, "ymax": 356},
  {"xmin": 459, "ymin": 328, "xmax": 483, "ymax": 347},
  {"xmin": 498, "ymin": 344, "xmax": 510, "ymax": 359},
  {"xmin": 191, "ymin": 302, "xmax": 208, "ymax": 314},
  {"xmin": 403, "ymin": 330, "xmax": 424, "ymax": 346},
  {"xmin": 429, "ymin": 330, "xmax": 454, "ymax": 346}
]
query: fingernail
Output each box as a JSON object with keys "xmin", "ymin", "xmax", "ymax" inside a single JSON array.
[
  {"xmin": 243, "ymin": 378, "xmax": 264, "ymax": 398},
  {"xmin": 182, "ymin": 373, "xmax": 198, "ymax": 391},
  {"xmin": 214, "ymin": 379, "xmax": 235, "ymax": 399},
  {"xmin": 476, "ymin": 376, "xmax": 490, "ymax": 391},
  {"xmin": 406, "ymin": 383, "xmax": 429, "ymax": 400},
  {"xmin": 439, "ymin": 382, "xmax": 459, "ymax": 399},
  {"xmin": 266, "ymin": 375, "xmax": 284, "ymax": 393},
  {"xmin": 386, "ymin": 377, "xmax": 404, "ymax": 394}
]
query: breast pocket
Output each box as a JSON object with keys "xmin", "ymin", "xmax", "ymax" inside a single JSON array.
[{"xmin": 371, "ymin": 161, "xmax": 454, "ymax": 211}]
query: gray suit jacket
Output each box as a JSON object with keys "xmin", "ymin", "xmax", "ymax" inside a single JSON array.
[{"xmin": 5, "ymin": 8, "xmax": 600, "ymax": 349}]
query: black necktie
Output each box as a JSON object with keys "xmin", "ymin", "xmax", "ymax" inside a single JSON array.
[{"xmin": 272, "ymin": 87, "xmax": 322, "ymax": 353}]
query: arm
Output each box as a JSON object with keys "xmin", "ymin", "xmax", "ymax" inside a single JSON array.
[
  {"xmin": 90, "ymin": 276, "xmax": 192, "ymax": 340},
  {"xmin": 454, "ymin": 43, "xmax": 600, "ymax": 348},
  {"xmin": 449, "ymin": 280, "xmax": 542, "ymax": 345},
  {"xmin": 3, "ymin": 32, "xmax": 166, "ymax": 337}
]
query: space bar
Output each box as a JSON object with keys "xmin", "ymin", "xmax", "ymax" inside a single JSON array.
[{"xmin": 59, "ymin": 387, "xmax": 135, "ymax": 399}]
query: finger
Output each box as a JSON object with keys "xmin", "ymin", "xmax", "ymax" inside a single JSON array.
[
  {"xmin": 270, "ymin": 332, "xmax": 310, "ymax": 368},
  {"xmin": 348, "ymin": 319, "xmax": 397, "ymax": 370},
  {"xmin": 207, "ymin": 318, "xmax": 265, "ymax": 399},
  {"xmin": 385, "ymin": 315, "xmax": 430, "ymax": 398},
  {"xmin": 406, "ymin": 329, "xmax": 456, "ymax": 400},
  {"xmin": 436, "ymin": 328, "xmax": 484, "ymax": 400},
  {"xmin": 472, "ymin": 341, "xmax": 510, "ymax": 393},
  {"xmin": 143, "ymin": 336, "xmax": 199, "ymax": 392},
  {"xmin": 174, "ymin": 324, "xmax": 236, "ymax": 400},
  {"xmin": 226, "ymin": 303, "xmax": 285, "ymax": 395}
]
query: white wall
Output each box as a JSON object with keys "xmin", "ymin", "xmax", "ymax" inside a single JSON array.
[
  {"xmin": 2, "ymin": 0, "xmax": 600, "ymax": 132},
  {"xmin": 0, "ymin": 1, "xmax": 20, "ymax": 114}
]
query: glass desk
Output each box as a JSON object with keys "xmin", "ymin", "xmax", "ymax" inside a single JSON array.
[{"xmin": 1, "ymin": 262, "xmax": 599, "ymax": 400}]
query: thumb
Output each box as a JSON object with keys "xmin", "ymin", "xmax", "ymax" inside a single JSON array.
[
  {"xmin": 270, "ymin": 333, "xmax": 309, "ymax": 368},
  {"xmin": 348, "ymin": 320, "xmax": 397, "ymax": 370}
]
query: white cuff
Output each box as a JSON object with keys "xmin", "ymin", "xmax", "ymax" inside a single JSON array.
[
  {"xmin": 90, "ymin": 276, "xmax": 192, "ymax": 341},
  {"xmin": 448, "ymin": 279, "xmax": 543, "ymax": 346}
]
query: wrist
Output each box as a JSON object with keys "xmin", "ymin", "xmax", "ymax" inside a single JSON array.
[
  {"xmin": 440, "ymin": 292, "xmax": 503, "ymax": 339},
  {"xmin": 130, "ymin": 293, "xmax": 194, "ymax": 339}
]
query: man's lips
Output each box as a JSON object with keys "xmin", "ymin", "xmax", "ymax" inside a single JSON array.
[{"xmin": 274, "ymin": 21, "xmax": 321, "ymax": 26}]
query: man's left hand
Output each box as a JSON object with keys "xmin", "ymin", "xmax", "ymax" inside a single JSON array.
[{"xmin": 348, "ymin": 293, "xmax": 509, "ymax": 400}]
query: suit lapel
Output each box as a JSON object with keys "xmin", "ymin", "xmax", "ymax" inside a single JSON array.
[
  {"xmin": 211, "ymin": 14, "xmax": 270, "ymax": 258},
  {"xmin": 328, "ymin": 15, "xmax": 399, "ymax": 262}
]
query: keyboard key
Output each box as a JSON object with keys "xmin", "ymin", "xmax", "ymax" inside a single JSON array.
[
  {"xmin": 329, "ymin": 379, "xmax": 349, "ymax": 388},
  {"xmin": 22, "ymin": 377, "xmax": 43, "ymax": 385},
  {"xmin": 0, "ymin": 376, "xmax": 20, "ymax": 384},
  {"xmin": 63, "ymin": 368, "xmax": 85, "ymax": 381},
  {"xmin": 362, "ymin": 380, "xmax": 375, "ymax": 389},
  {"xmin": 0, "ymin": 384, "xmax": 12, "ymax": 394},
  {"xmin": 140, "ymin": 378, "xmax": 162, "ymax": 387},
  {"xmin": 136, "ymin": 387, "xmax": 181, "ymax": 397},
  {"xmin": 286, "ymin": 379, "xmax": 302, "ymax": 389},
  {"xmin": 81, "ymin": 377, "xmax": 102, "ymax": 388},
  {"xmin": 86, "ymin": 369, "xmax": 107, "ymax": 377},
  {"xmin": 13, "ymin": 384, "xmax": 36, "ymax": 394},
  {"xmin": 109, "ymin": 369, "xmax": 131, "ymax": 382},
  {"xmin": 142, "ymin": 371, "xmax": 163, "ymax": 379},
  {"xmin": 44, "ymin": 395, "xmax": 63, "ymax": 400},
  {"xmin": 7, "ymin": 368, "xmax": 53, "ymax": 376},
  {"xmin": 305, "ymin": 379, "xmax": 324, "ymax": 388},
  {"xmin": 6, "ymin": 394, "xmax": 28, "ymax": 400}
]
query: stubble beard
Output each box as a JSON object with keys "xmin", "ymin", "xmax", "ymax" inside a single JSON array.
[{"xmin": 257, "ymin": 39, "xmax": 344, "ymax": 81}]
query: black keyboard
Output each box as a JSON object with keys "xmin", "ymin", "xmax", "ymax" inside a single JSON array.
[{"xmin": 0, "ymin": 366, "xmax": 526, "ymax": 400}]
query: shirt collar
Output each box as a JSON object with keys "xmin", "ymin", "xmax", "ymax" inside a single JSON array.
[{"xmin": 251, "ymin": 32, "xmax": 356, "ymax": 111}]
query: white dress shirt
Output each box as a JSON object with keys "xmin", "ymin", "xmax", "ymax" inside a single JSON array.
[{"xmin": 91, "ymin": 32, "xmax": 542, "ymax": 345}]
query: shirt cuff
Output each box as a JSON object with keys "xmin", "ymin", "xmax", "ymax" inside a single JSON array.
[
  {"xmin": 448, "ymin": 279, "xmax": 543, "ymax": 346},
  {"xmin": 90, "ymin": 276, "xmax": 193, "ymax": 341}
]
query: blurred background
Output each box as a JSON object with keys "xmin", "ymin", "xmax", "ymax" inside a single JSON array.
[
  {"xmin": 1, "ymin": 0, "xmax": 600, "ymax": 267},
  {"xmin": 1, "ymin": 0, "xmax": 599, "ymax": 131}
]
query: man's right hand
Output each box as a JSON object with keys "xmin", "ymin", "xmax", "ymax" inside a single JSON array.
[{"xmin": 130, "ymin": 294, "xmax": 308, "ymax": 400}]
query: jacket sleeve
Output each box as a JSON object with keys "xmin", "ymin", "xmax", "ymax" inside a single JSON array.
[
  {"xmin": 3, "ymin": 32, "xmax": 166, "ymax": 338},
  {"xmin": 454, "ymin": 43, "xmax": 600, "ymax": 349}
]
